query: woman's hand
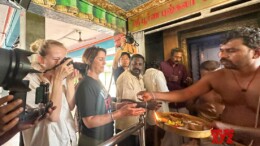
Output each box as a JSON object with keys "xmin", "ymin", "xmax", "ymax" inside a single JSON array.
[
  {"xmin": 117, "ymin": 103, "xmax": 146, "ymax": 117},
  {"xmin": 66, "ymin": 69, "xmax": 79, "ymax": 85},
  {"xmin": 54, "ymin": 59, "xmax": 74, "ymax": 80}
]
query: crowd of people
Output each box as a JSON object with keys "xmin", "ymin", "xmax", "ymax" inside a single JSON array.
[
  {"xmin": 0, "ymin": 26, "xmax": 259, "ymax": 146},
  {"xmin": 138, "ymin": 27, "xmax": 260, "ymax": 146}
]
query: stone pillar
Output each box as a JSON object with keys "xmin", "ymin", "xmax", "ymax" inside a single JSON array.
[{"xmin": 20, "ymin": 10, "xmax": 45, "ymax": 51}]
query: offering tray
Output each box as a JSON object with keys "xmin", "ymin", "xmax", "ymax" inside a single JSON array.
[{"xmin": 155, "ymin": 112, "xmax": 212, "ymax": 138}]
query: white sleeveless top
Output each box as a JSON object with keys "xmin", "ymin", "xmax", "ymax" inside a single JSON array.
[{"xmin": 22, "ymin": 73, "xmax": 77, "ymax": 146}]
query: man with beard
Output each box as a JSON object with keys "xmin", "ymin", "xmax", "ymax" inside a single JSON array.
[
  {"xmin": 138, "ymin": 27, "xmax": 260, "ymax": 146},
  {"xmin": 116, "ymin": 54, "xmax": 145, "ymax": 146},
  {"xmin": 160, "ymin": 48, "xmax": 192, "ymax": 92},
  {"xmin": 160, "ymin": 48, "xmax": 192, "ymax": 113}
]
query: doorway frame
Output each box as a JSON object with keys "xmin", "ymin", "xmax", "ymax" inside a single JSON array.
[{"xmin": 179, "ymin": 18, "xmax": 258, "ymax": 71}]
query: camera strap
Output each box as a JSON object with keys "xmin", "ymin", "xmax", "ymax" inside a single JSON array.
[
  {"xmin": 43, "ymin": 57, "xmax": 71, "ymax": 73},
  {"xmin": 43, "ymin": 65, "xmax": 58, "ymax": 73},
  {"xmin": 43, "ymin": 62, "xmax": 63, "ymax": 73}
]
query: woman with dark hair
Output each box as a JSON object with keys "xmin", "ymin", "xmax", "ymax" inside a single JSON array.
[{"xmin": 75, "ymin": 46, "xmax": 145, "ymax": 146}]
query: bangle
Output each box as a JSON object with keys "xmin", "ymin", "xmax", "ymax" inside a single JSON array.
[
  {"xmin": 151, "ymin": 92, "xmax": 156, "ymax": 100},
  {"xmin": 110, "ymin": 112, "xmax": 115, "ymax": 121}
]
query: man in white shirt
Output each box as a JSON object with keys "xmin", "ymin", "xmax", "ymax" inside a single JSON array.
[
  {"xmin": 116, "ymin": 54, "xmax": 145, "ymax": 146},
  {"xmin": 143, "ymin": 62, "xmax": 169, "ymax": 146}
]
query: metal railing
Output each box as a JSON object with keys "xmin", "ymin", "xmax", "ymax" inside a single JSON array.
[{"xmin": 98, "ymin": 114, "xmax": 146, "ymax": 146}]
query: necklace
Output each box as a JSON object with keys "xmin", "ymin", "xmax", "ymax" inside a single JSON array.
[{"xmin": 231, "ymin": 67, "xmax": 259, "ymax": 92}]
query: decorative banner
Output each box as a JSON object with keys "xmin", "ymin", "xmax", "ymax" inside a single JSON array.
[
  {"xmin": 93, "ymin": 6, "xmax": 106, "ymax": 25},
  {"xmin": 116, "ymin": 17, "xmax": 127, "ymax": 32},
  {"xmin": 128, "ymin": 0, "xmax": 231, "ymax": 32},
  {"xmin": 106, "ymin": 12, "xmax": 117, "ymax": 29},
  {"xmin": 55, "ymin": 0, "xmax": 78, "ymax": 14},
  {"xmin": 32, "ymin": 0, "xmax": 56, "ymax": 6},
  {"xmin": 78, "ymin": 0, "xmax": 94, "ymax": 20},
  {"xmin": 32, "ymin": 0, "xmax": 127, "ymax": 32}
]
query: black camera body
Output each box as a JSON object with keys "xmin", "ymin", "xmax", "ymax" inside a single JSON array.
[
  {"xmin": 43, "ymin": 57, "xmax": 88, "ymax": 76},
  {"xmin": 0, "ymin": 48, "xmax": 53, "ymax": 122},
  {"xmin": 61, "ymin": 57, "xmax": 89, "ymax": 75},
  {"xmin": 125, "ymin": 32, "xmax": 139, "ymax": 46},
  {"xmin": 22, "ymin": 82, "xmax": 53, "ymax": 122},
  {"xmin": 16, "ymin": 82, "xmax": 53, "ymax": 122},
  {"xmin": 125, "ymin": 33, "xmax": 135, "ymax": 44},
  {"xmin": 35, "ymin": 82, "xmax": 49, "ymax": 104}
]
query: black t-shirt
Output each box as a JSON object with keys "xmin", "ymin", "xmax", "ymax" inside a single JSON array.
[{"xmin": 75, "ymin": 76, "xmax": 114, "ymax": 141}]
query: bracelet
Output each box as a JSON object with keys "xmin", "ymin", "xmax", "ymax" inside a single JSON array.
[
  {"xmin": 151, "ymin": 92, "xmax": 156, "ymax": 100},
  {"xmin": 110, "ymin": 112, "xmax": 115, "ymax": 121}
]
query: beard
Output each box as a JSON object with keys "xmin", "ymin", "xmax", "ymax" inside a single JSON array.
[
  {"xmin": 131, "ymin": 68, "xmax": 141, "ymax": 76},
  {"xmin": 174, "ymin": 61, "xmax": 180, "ymax": 64},
  {"xmin": 220, "ymin": 58, "xmax": 237, "ymax": 69}
]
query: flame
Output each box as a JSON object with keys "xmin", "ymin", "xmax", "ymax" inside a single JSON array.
[
  {"xmin": 154, "ymin": 111, "xmax": 161, "ymax": 122},
  {"xmin": 154, "ymin": 112, "xmax": 169, "ymax": 123},
  {"xmin": 154, "ymin": 111, "xmax": 160, "ymax": 121}
]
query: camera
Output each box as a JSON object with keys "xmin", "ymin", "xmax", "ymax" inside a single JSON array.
[
  {"xmin": 43, "ymin": 57, "xmax": 89, "ymax": 76},
  {"xmin": 125, "ymin": 32, "xmax": 139, "ymax": 46},
  {"xmin": 60, "ymin": 57, "xmax": 89, "ymax": 75},
  {"xmin": 0, "ymin": 48, "xmax": 53, "ymax": 122},
  {"xmin": 125, "ymin": 33, "xmax": 135, "ymax": 44}
]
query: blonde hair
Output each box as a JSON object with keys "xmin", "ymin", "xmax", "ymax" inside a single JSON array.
[
  {"xmin": 29, "ymin": 39, "xmax": 66, "ymax": 71},
  {"xmin": 38, "ymin": 40, "xmax": 66, "ymax": 57},
  {"xmin": 30, "ymin": 39, "xmax": 45, "ymax": 53}
]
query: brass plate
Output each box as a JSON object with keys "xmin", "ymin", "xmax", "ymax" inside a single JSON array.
[{"xmin": 156, "ymin": 112, "xmax": 212, "ymax": 138}]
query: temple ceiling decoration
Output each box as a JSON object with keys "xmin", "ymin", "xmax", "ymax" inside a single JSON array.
[
  {"xmin": 27, "ymin": 0, "xmax": 169, "ymax": 33},
  {"xmin": 89, "ymin": 0, "xmax": 169, "ymax": 18}
]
